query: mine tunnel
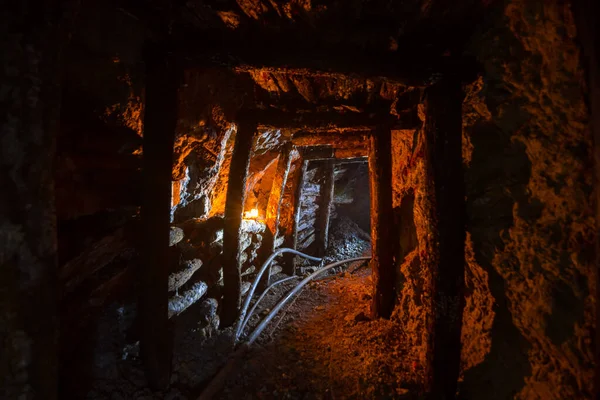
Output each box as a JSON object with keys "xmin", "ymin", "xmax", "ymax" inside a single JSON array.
[{"xmin": 1, "ymin": 1, "xmax": 599, "ymax": 399}]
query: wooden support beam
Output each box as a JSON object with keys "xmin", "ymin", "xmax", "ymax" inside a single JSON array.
[
  {"xmin": 139, "ymin": 49, "xmax": 180, "ymax": 390},
  {"xmin": 291, "ymin": 132, "xmax": 376, "ymax": 159},
  {"xmin": 277, "ymin": 156, "xmax": 301, "ymax": 273},
  {"xmin": 315, "ymin": 161, "xmax": 335, "ymax": 257},
  {"xmin": 266, "ymin": 144, "xmax": 295, "ymax": 240},
  {"xmin": 334, "ymin": 157, "xmax": 368, "ymax": 165},
  {"xmin": 221, "ymin": 119, "xmax": 257, "ymax": 327},
  {"xmin": 334, "ymin": 147, "xmax": 368, "ymax": 159},
  {"xmin": 423, "ymin": 80, "xmax": 466, "ymax": 400},
  {"xmin": 300, "ymin": 145, "xmax": 335, "ymax": 160},
  {"xmin": 248, "ymin": 108, "xmax": 395, "ymax": 130},
  {"xmin": 292, "ymin": 132, "xmax": 368, "ymax": 148},
  {"xmin": 258, "ymin": 144, "xmax": 294, "ymax": 289},
  {"xmin": 284, "ymin": 159, "xmax": 309, "ymax": 274},
  {"xmin": 0, "ymin": 2, "xmax": 78, "ymax": 397},
  {"xmin": 181, "ymin": 28, "xmax": 479, "ymax": 86},
  {"xmin": 368, "ymin": 125, "xmax": 395, "ymax": 319}
]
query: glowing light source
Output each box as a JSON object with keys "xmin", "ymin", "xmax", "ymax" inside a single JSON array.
[{"xmin": 244, "ymin": 208, "xmax": 259, "ymax": 219}]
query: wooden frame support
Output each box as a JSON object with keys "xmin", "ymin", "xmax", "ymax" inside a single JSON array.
[
  {"xmin": 252, "ymin": 108, "xmax": 395, "ymax": 130},
  {"xmin": 423, "ymin": 80, "xmax": 466, "ymax": 400},
  {"xmin": 139, "ymin": 50, "xmax": 180, "ymax": 390},
  {"xmin": 334, "ymin": 147, "xmax": 368, "ymax": 159},
  {"xmin": 283, "ymin": 158, "xmax": 309, "ymax": 274},
  {"xmin": 292, "ymin": 132, "xmax": 368, "ymax": 147},
  {"xmin": 221, "ymin": 118, "xmax": 257, "ymax": 327},
  {"xmin": 368, "ymin": 125, "xmax": 396, "ymax": 319},
  {"xmin": 181, "ymin": 27, "xmax": 479, "ymax": 87},
  {"xmin": 315, "ymin": 160, "xmax": 335, "ymax": 257},
  {"xmin": 300, "ymin": 145, "xmax": 335, "ymax": 161},
  {"xmin": 0, "ymin": 3, "xmax": 78, "ymax": 397},
  {"xmin": 258, "ymin": 143, "xmax": 294, "ymax": 289},
  {"xmin": 334, "ymin": 157, "xmax": 368, "ymax": 165},
  {"xmin": 291, "ymin": 133, "xmax": 369, "ymax": 160}
]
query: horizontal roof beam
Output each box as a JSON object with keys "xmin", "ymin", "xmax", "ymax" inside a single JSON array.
[
  {"xmin": 241, "ymin": 108, "xmax": 420, "ymax": 131},
  {"xmin": 333, "ymin": 157, "xmax": 368, "ymax": 164},
  {"xmin": 246, "ymin": 108, "xmax": 390, "ymax": 130},
  {"xmin": 299, "ymin": 146, "xmax": 335, "ymax": 160},
  {"xmin": 297, "ymin": 146, "xmax": 368, "ymax": 161},
  {"xmin": 292, "ymin": 132, "xmax": 367, "ymax": 147},
  {"xmin": 334, "ymin": 147, "xmax": 368, "ymax": 159},
  {"xmin": 181, "ymin": 29, "xmax": 478, "ymax": 86}
]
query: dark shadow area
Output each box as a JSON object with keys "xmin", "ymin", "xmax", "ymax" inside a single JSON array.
[
  {"xmin": 333, "ymin": 162, "xmax": 371, "ymax": 233},
  {"xmin": 459, "ymin": 120, "xmax": 532, "ymax": 399},
  {"xmin": 396, "ymin": 190, "xmax": 417, "ymax": 261}
]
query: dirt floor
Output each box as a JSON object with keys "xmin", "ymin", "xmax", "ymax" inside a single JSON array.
[
  {"xmin": 82, "ymin": 217, "xmax": 423, "ymax": 399},
  {"xmin": 214, "ymin": 263, "xmax": 423, "ymax": 400}
]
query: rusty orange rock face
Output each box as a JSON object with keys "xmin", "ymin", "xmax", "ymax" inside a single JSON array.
[{"xmin": 460, "ymin": 1, "xmax": 595, "ymax": 398}]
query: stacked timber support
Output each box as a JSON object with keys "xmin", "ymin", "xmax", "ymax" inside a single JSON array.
[
  {"xmin": 368, "ymin": 125, "xmax": 396, "ymax": 319},
  {"xmin": 221, "ymin": 118, "xmax": 257, "ymax": 327},
  {"xmin": 139, "ymin": 49, "xmax": 181, "ymax": 390},
  {"xmin": 423, "ymin": 80, "xmax": 466, "ymax": 400},
  {"xmin": 315, "ymin": 160, "xmax": 335, "ymax": 257}
]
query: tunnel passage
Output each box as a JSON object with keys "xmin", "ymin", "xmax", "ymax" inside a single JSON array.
[
  {"xmin": 2, "ymin": 1, "xmax": 596, "ymax": 400},
  {"xmin": 333, "ymin": 161, "xmax": 371, "ymax": 233},
  {"xmin": 291, "ymin": 158, "xmax": 372, "ymax": 271}
]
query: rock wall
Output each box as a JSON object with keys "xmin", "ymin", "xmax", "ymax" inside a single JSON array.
[
  {"xmin": 57, "ymin": 1, "xmax": 145, "ymax": 267},
  {"xmin": 459, "ymin": 1, "xmax": 595, "ymax": 399},
  {"xmin": 391, "ymin": 128, "xmax": 435, "ymax": 376},
  {"xmin": 333, "ymin": 162, "xmax": 371, "ymax": 233},
  {"xmin": 53, "ymin": 2, "xmax": 288, "ymax": 392},
  {"xmin": 172, "ymin": 67, "xmax": 244, "ymax": 222},
  {"xmin": 56, "ymin": 5, "xmax": 147, "ymax": 394}
]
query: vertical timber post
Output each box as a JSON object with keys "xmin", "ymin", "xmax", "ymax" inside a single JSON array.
[
  {"xmin": 281, "ymin": 156, "xmax": 306, "ymax": 274},
  {"xmin": 288, "ymin": 159, "xmax": 310, "ymax": 272},
  {"xmin": 315, "ymin": 160, "xmax": 335, "ymax": 257},
  {"xmin": 0, "ymin": 1, "xmax": 78, "ymax": 397},
  {"xmin": 423, "ymin": 80, "xmax": 466, "ymax": 400},
  {"xmin": 140, "ymin": 48, "xmax": 180, "ymax": 390},
  {"xmin": 368, "ymin": 125, "xmax": 396, "ymax": 319},
  {"xmin": 221, "ymin": 117, "xmax": 257, "ymax": 327},
  {"xmin": 259, "ymin": 143, "xmax": 293, "ymax": 288}
]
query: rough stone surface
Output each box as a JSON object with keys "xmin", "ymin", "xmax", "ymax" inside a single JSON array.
[
  {"xmin": 334, "ymin": 162, "xmax": 371, "ymax": 233},
  {"xmin": 168, "ymin": 259, "xmax": 203, "ymax": 293},
  {"xmin": 7, "ymin": 0, "xmax": 594, "ymax": 397},
  {"xmin": 391, "ymin": 128, "xmax": 433, "ymax": 378},
  {"xmin": 168, "ymin": 282, "xmax": 209, "ymax": 319},
  {"xmin": 0, "ymin": 1, "xmax": 82, "ymax": 397},
  {"xmin": 459, "ymin": 2, "xmax": 595, "ymax": 399},
  {"xmin": 169, "ymin": 227, "xmax": 185, "ymax": 246}
]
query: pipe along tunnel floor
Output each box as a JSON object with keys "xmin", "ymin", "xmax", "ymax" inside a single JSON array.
[{"xmin": 84, "ymin": 217, "xmax": 421, "ymax": 399}]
